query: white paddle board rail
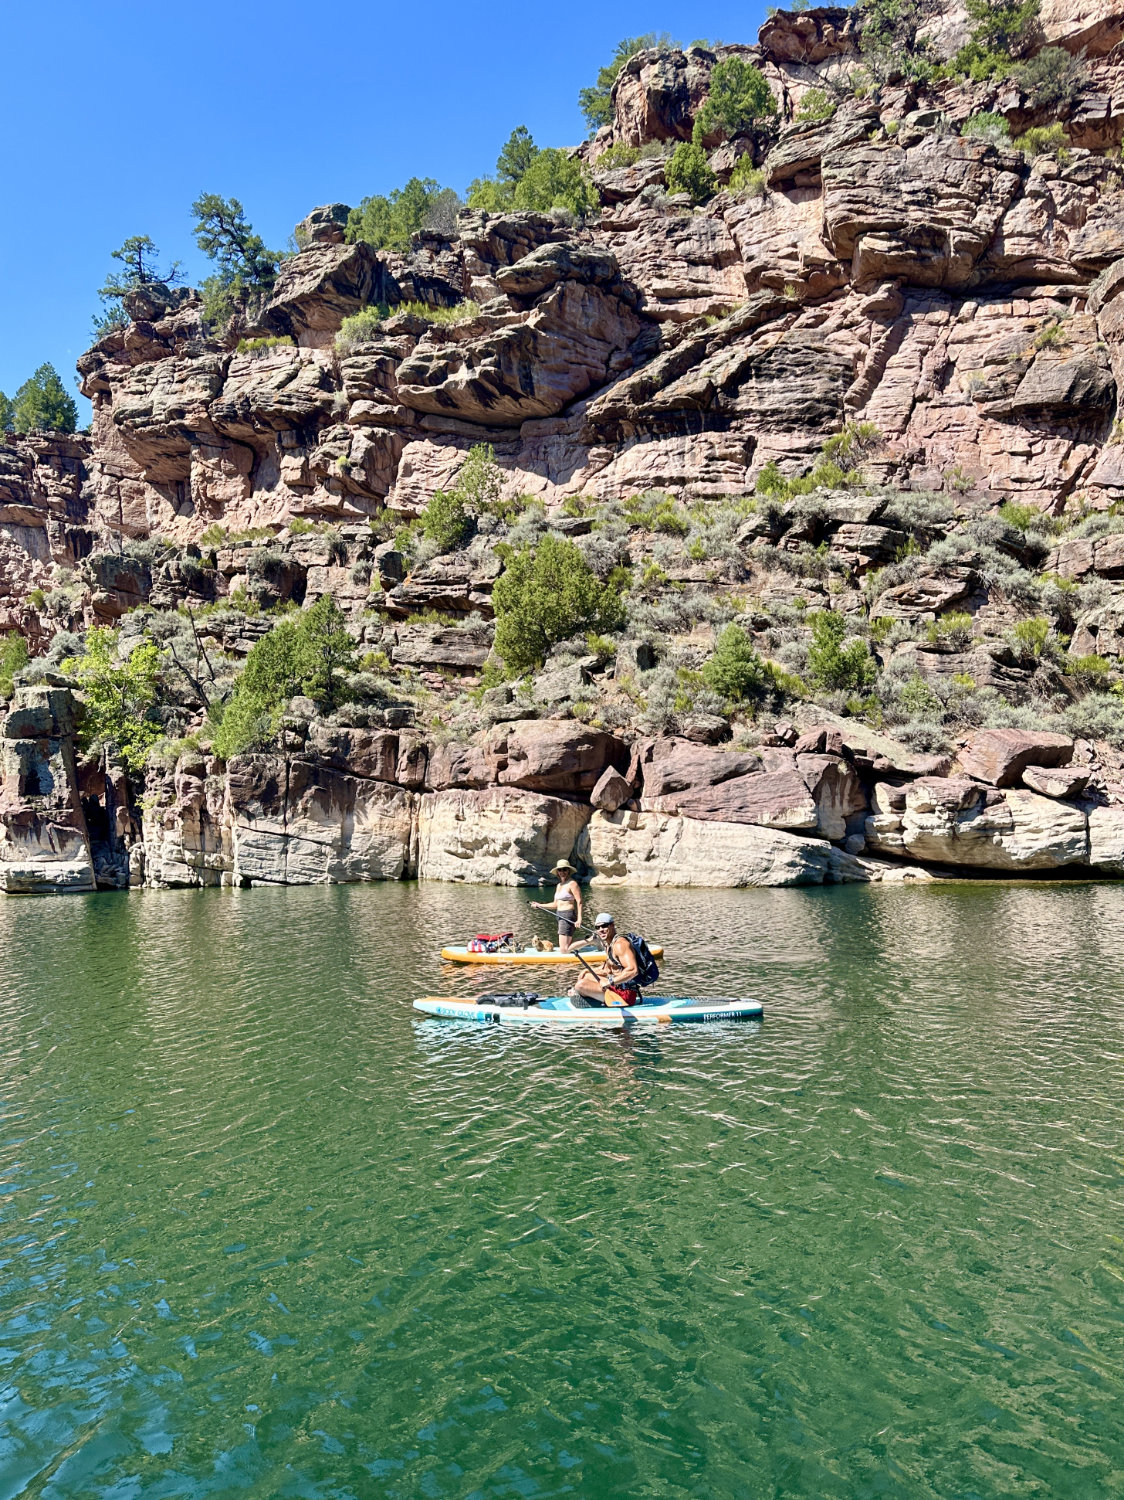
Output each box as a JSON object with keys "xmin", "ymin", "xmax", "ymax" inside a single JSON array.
[{"xmin": 414, "ymin": 996, "xmax": 763, "ymax": 1027}]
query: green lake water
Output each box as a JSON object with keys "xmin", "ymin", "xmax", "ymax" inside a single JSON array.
[{"xmin": 1, "ymin": 879, "xmax": 1123, "ymax": 1498}]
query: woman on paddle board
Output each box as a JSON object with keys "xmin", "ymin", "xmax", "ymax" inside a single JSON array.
[{"xmin": 531, "ymin": 860, "xmax": 583, "ymax": 952}]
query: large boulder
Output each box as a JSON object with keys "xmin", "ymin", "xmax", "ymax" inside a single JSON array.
[
  {"xmin": 957, "ymin": 729, "xmax": 1074, "ymax": 788},
  {"xmin": 416, "ymin": 787, "xmax": 590, "ymax": 885},
  {"xmin": 494, "ymin": 721, "xmax": 628, "ymax": 795},
  {"xmin": 255, "ymin": 241, "xmax": 396, "ymax": 347},
  {"xmin": 864, "ymin": 779, "xmax": 1088, "ymax": 871},
  {"xmin": 396, "ymin": 278, "xmax": 653, "ymax": 425},
  {"xmin": 579, "ymin": 808, "xmax": 867, "ymax": 887}
]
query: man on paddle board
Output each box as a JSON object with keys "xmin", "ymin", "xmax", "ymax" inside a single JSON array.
[
  {"xmin": 530, "ymin": 860, "xmax": 583, "ymax": 952},
  {"xmin": 570, "ymin": 914, "xmax": 642, "ymax": 1007}
]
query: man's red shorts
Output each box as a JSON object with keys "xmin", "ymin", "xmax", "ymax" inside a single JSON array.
[{"xmin": 606, "ymin": 982, "xmax": 642, "ymax": 1007}]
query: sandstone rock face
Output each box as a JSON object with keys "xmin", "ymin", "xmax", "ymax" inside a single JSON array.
[
  {"xmin": 580, "ymin": 807, "xmax": 865, "ymax": 888},
  {"xmin": 1040, "ymin": 0, "xmax": 1124, "ymax": 55},
  {"xmin": 956, "ymin": 729, "xmax": 1074, "ymax": 787},
  {"xmin": 865, "ymin": 779, "xmax": 1089, "ymax": 870},
  {"xmin": 0, "ymin": 688, "xmax": 95, "ymax": 894},
  {"xmin": 416, "ymin": 787, "xmax": 590, "ymax": 885},
  {"xmin": 227, "ymin": 757, "xmax": 415, "ymax": 885},
  {"xmin": 1021, "ymin": 766, "xmax": 1090, "ymax": 800},
  {"xmin": 493, "ymin": 721, "xmax": 628, "ymax": 795}
]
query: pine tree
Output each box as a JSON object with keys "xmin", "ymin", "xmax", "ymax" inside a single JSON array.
[{"xmin": 12, "ymin": 364, "xmax": 78, "ymax": 434}]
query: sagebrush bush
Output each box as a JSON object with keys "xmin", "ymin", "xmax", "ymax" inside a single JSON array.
[
  {"xmin": 794, "ymin": 88, "xmax": 837, "ymax": 123},
  {"xmin": 1011, "ymin": 46, "xmax": 1089, "ymax": 112},
  {"xmin": 961, "ymin": 112, "xmax": 1012, "ymax": 145}
]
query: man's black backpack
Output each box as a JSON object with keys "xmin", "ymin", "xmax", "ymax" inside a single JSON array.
[{"xmin": 625, "ymin": 934, "xmax": 660, "ymax": 987}]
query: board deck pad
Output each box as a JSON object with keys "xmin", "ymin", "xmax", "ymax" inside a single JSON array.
[
  {"xmin": 414, "ymin": 995, "xmax": 762, "ymax": 1026},
  {"xmin": 440, "ymin": 944, "xmax": 665, "ymax": 966}
]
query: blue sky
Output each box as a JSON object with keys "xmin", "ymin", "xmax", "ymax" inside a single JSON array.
[{"xmin": 1, "ymin": 1, "xmax": 772, "ymax": 425}]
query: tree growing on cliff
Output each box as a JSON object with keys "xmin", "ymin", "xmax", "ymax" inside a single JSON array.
[
  {"xmin": 954, "ymin": 0, "xmax": 1041, "ymax": 78},
  {"xmin": 858, "ymin": 0, "xmax": 941, "ymax": 81},
  {"xmin": 65, "ymin": 626, "xmax": 165, "ymax": 770},
  {"xmin": 211, "ymin": 597, "xmax": 359, "ymax": 758},
  {"xmin": 702, "ymin": 624, "xmax": 769, "ymax": 703},
  {"xmin": 0, "ymin": 631, "xmax": 28, "ymax": 699},
  {"xmin": 665, "ymin": 142, "xmax": 717, "ymax": 204},
  {"xmin": 94, "ymin": 235, "xmax": 184, "ymax": 337},
  {"xmin": 468, "ymin": 132, "xmax": 597, "ymax": 218},
  {"xmin": 692, "ymin": 57, "xmax": 777, "ymax": 143},
  {"xmin": 0, "ymin": 392, "xmax": 13, "ymax": 432},
  {"xmin": 11, "ymin": 365, "xmax": 77, "ymax": 434},
  {"xmin": 346, "ymin": 178, "xmax": 463, "ymax": 252},
  {"xmin": 806, "ymin": 611, "xmax": 878, "ymax": 693},
  {"xmin": 192, "ymin": 194, "xmax": 280, "ymax": 325},
  {"xmin": 492, "ymin": 535, "xmax": 626, "ymax": 675},
  {"xmin": 579, "ymin": 34, "xmax": 676, "ymax": 133}
]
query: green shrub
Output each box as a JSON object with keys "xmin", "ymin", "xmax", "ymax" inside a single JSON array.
[
  {"xmin": 624, "ymin": 492, "xmax": 691, "ymax": 536},
  {"xmin": 954, "ymin": 0, "xmax": 1041, "ymax": 78},
  {"xmin": 806, "ymin": 610, "xmax": 878, "ymax": 691},
  {"xmin": 579, "ymin": 34, "xmax": 676, "ymax": 132},
  {"xmin": 858, "ymin": 0, "xmax": 938, "ymax": 79},
  {"xmin": 794, "ymin": 88, "xmax": 837, "ymax": 123},
  {"xmin": 728, "ymin": 157, "xmax": 767, "ymax": 196},
  {"xmin": 468, "ymin": 127, "xmax": 545, "ymax": 211},
  {"xmin": 64, "ymin": 625, "xmax": 164, "ymax": 770},
  {"xmin": 492, "ymin": 535, "xmax": 627, "ymax": 674},
  {"xmin": 666, "ymin": 142, "xmax": 718, "ymax": 203},
  {"xmin": 961, "ymin": 111, "xmax": 1012, "ymax": 145},
  {"xmin": 212, "ymin": 595, "xmax": 358, "ymax": 758},
  {"xmin": 422, "ymin": 489, "xmax": 473, "ymax": 554},
  {"xmin": 926, "ymin": 611, "xmax": 974, "ymax": 649},
  {"xmin": 1011, "ymin": 614, "xmax": 1052, "ymax": 659},
  {"xmin": 703, "ymin": 624, "xmax": 768, "ymax": 701},
  {"xmin": 236, "ymin": 335, "xmax": 294, "ymax": 355},
  {"xmin": 346, "ymin": 178, "xmax": 462, "ymax": 251},
  {"xmin": 1012, "ymin": 123, "xmax": 1069, "ymax": 156},
  {"xmin": 514, "ymin": 150, "xmax": 598, "ymax": 217},
  {"xmin": 597, "ymin": 143, "xmax": 642, "ymax": 170},
  {"xmin": 693, "ymin": 57, "xmax": 777, "ymax": 143},
  {"xmin": 1068, "ymin": 652, "xmax": 1112, "ymax": 686},
  {"xmin": 0, "ymin": 630, "xmax": 28, "ymax": 698},
  {"xmin": 1011, "ymin": 46, "xmax": 1089, "ymax": 111},
  {"xmin": 899, "ymin": 671, "xmax": 943, "ymax": 719},
  {"xmin": 10, "ymin": 364, "xmax": 77, "ymax": 434}
]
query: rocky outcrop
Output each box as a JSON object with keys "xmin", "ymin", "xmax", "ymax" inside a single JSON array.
[
  {"xmin": 416, "ymin": 786, "xmax": 589, "ymax": 884},
  {"xmin": 864, "ymin": 778, "xmax": 1089, "ymax": 870},
  {"xmin": 0, "ymin": 687, "xmax": 95, "ymax": 893}
]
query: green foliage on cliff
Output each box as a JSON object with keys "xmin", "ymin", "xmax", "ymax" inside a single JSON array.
[
  {"xmin": 212, "ymin": 595, "xmax": 358, "ymax": 758},
  {"xmin": 806, "ymin": 611, "xmax": 878, "ymax": 692},
  {"xmin": 794, "ymin": 88, "xmax": 837, "ymax": 124},
  {"xmin": 493, "ymin": 535, "xmax": 627, "ymax": 674},
  {"xmin": 0, "ymin": 631, "xmax": 28, "ymax": 699},
  {"xmin": 666, "ymin": 142, "xmax": 718, "ymax": 204},
  {"xmin": 579, "ymin": 35, "xmax": 676, "ymax": 133},
  {"xmin": 1011, "ymin": 47, "xmax": 1089, "ymax": 111},
  {"xmin": 0, "ymin": 392, "xmax": 13, "ymax": 432},
  {"xmin": 94, "ymin": 235, "xmax": 183, "ymax": 337},
  {"xmin": 954, "ymin": 0, "xmax": 1041, "ymax": 79},
  {"xmin": 693, "ymin": 57, "xmax": 777, "ymax": 143},
  {"xmin": 422, "ymin": 489, "xmax": 473, "ymax": 555},
  {"xmin": 192, "ymin": 194, "xmax": 280, "ymax": 326},
  {"xmin": 65, "ymin": 626, "xmax": 165, "ymax": 770},
  {"xmin": 858, "ymin": 0, "xmax": 939, "ymax": 82},
  {"xmin": 468, "ymin": 132, "xmax": 597, "ymax": 218},
  {"xmin": 346, "ymin": 179, "xmax": 462, "ymax": 252},
  {"xmin": 702, "ymin": 624, "xmax": 768, "ymax": 702},
  {"xmin": 9, "ymin": 364, "xmax": 77, "ymax": 434}
]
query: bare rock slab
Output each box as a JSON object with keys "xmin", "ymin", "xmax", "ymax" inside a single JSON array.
[{"xmin": 957, "ymin": 729, "xmax": 1074, "ymax": 788}]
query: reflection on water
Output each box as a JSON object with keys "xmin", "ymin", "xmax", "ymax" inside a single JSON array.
[{"xmin": 1, "ymin": 880, "xmax": 1123, "ymax": 1498}]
